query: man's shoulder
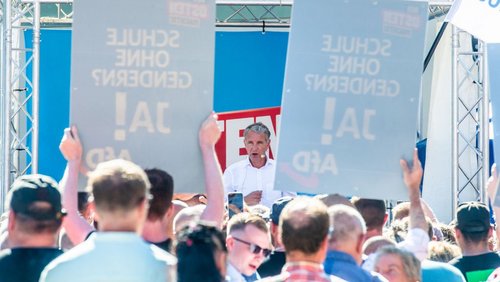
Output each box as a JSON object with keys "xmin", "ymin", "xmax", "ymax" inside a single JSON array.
[
  {"xmin": 0, "ymin": 248, "xmax": 12, "ymax": 261},
  {"xmin": 422, "ymin": 260, "xmax": 466, "ymax": 282},
  {"xmin": 0, "ymin": 248, "xmax": 62, "ymax": 264},
  {"xmin": 225, "ymin": 159, "xmax": 249, "ymax": 171},
  {"xmin": 451, "ymin": 252, "xmax": 500, "ymax": 265},
  {"xmin": 149, "ymin": 244, "xmax": 177, "ymax": 265}
]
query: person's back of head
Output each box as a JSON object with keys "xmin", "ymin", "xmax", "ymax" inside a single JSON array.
[
  {"xmin": 145, "ymin": 168, "xmax": 174, "ymax": 221},
  {"xmin": 7, "ymin": 174, "xmax": 66, "ymax": 246},
  {"xmin": 454, "ymin": 202, "xmax": 492, "ymax": 253},
  {"xmin": 328, "ymin": 205, "xmax": 366, "ymax": 262},
  {"xmin": 351, "ymin": 198, "xmax": 386, "ymax": 238},
  {"xmin": 315, "ymin": 193, "xmax": 354, "ymax": 208},
  {"xmin": 437, "ymin": 222, "xmax": 457, "ymax": 244},
  {"xmin": 427, "ymin": 240, "xmax": 461, "ymax": 263},
  {"xmin": 87, "ymin": 159, "xmax": 150, "ymax": 231},
  {"xmin": 392, "ymin": 202, "xmax": 410, "ymax": 221},
  {"xmin": 387, "ymin": 217, "xmax": 434, "ymax": 243},
  {"xmin": 362, "ymin": 235, "xmax": 396, "ymax": 256},
  {"xmin": 173, "ymin": 205, "xmax": 205, "ymax": 234},
  {"xmin": 176, "ymin": 222, "xmax": 227, "ymax": 282},
  {"xmin": 269, "ymin": 196, "xmax": 293, "ymax": 248},
  {"xmin": 280, "ymin": 197, "xmax": 329, "ymax": 257}
]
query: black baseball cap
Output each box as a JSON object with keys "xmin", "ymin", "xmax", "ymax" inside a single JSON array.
[
  {"xmin": 456, "ymin": 201, "xmax": 490, "ymax": 233},
  {"xmin": 270, "ymin": 196, "xmax": 294, "ymax": 224},
  {"xmin": 8, "ymin": 174, "xmax": 66, "ymax": 221}
]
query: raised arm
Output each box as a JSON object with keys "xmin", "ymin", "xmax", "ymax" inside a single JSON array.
[
  {"xmin": 198, "ymin": 113, "xmax": 224, "ymax": 228},
  {"xmin": 400, "ymin": 149, "xmax": 427, "ymax": 232},
  {"xmin": 59, "ymin": 126, "xmax": 95, "ymax": 244},
  {"xmin": 399, "ymin": 149, "xmax": 429, "ymax": 261},
  {"xmin": 486, "ymin": 164, "xmax": 500, "ymax": 249}
]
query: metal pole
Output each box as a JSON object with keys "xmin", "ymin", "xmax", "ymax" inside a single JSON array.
[
  {"xmin": 2, "ymin": 0, "xmax": 13, "ymax": 212},
  {"xmin": 451, "ymin": 26, "xmax": 459, "ymax": 218},
  {"xmin": 481, "ymin": 42, "xmax": 489, "ymax": 204},
  {"xmin": 32, "ymin": 0, "xmax": 41, "ymax": 174},
  {"xmin": 423, "ymin": 22, "xmax": 448, "ymax": 73}
]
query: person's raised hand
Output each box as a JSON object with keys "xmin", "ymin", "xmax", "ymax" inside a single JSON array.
[
  {"xmin": 400, "ymin": 149, "xmax": 423, "ymax": 192},
  {"xmin": 59, "ymin": 125, "xmax": 82, "ymax": 162},
  {"xmin": 199, "ymin": 112, "xmax": 221, "ymax": 149}
]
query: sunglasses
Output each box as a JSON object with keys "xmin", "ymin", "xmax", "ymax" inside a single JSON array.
[{"xmin": 232, "ymin": 237, "xmax": 272, "ymax": 257}]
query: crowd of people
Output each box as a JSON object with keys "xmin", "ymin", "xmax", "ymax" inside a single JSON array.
[{"xmin": 0, "ymin": 117, "xmax": 499, "ymax": 282}]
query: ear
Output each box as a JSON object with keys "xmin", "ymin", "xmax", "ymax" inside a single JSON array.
[
  {"xmin": 226, "ymin": 236, "xmax": 234, "ymax": 251},
  {"xmin": 356, "ymin": 234, "xmax": 365, "ymax": 254},
  {"xmin": 7, "ymin": 211, "xmax": 16, "ymax": 232},
  {"xmin": 163, "ymin": 204, "xmax": 174, "ymax": 222},
  {"xmin": 88, "ymin": 201, "xmax": 100, "ymax": 222},
  {"xmin": 454, "ymin": 227, "xmax": 462, "ymax": 240},
  {"xmin": 138, "ymin": 198, "xmax": 148, "ymax": 217}
]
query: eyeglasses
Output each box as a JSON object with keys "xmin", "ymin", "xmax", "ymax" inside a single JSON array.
[{"xmin": 232, "ymin": 237, "xmax": 272, "ymax": 257}]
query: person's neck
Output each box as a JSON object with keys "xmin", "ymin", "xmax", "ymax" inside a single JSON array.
[
  {"xmin": 286, "ymin": 250, "xmax": 324, "ymax": 265},
  {"xmin": 364, "ymin": 228, "xmax": 383, "ymax": 241},
  {"xmin": 461, "ymin": 242, "xmax": 491, "ymax": 256},
  {"xmin": 329, "ymin": 243, "xmax": 361, "ymax": 265},
  {"xmin": 250, "ymin": 156, "xmax": 267, "ymax": 169},
  {"xmin": 142, "ymin": 219, "xmax": 169, "ymax": 243},
  {"xmin": 9, "ymin": 233, "xmax": 58, "ymax": 248}
]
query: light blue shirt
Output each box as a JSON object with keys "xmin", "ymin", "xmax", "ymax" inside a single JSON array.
[{"xmin": 40, "ymin": 232, "xmax": 177, "ymax": 282}]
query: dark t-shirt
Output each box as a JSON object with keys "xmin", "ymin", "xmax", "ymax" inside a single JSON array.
[
  {"xmin": 450, "ymin": 252, "xmax": 500, "ymax": 282},
  {"xmin": 0, "ymin": 247, "xmax": 63, "ymax": 282},
  {"xmin": 148, "ymin": 238, "xmax": 172, "ymax": 253},
  {"xmin": 257, "ymin": 251, "xmax": 286, "ymax": 278}
]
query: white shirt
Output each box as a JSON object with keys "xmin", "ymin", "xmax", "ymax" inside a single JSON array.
[
  {"xmin": 362, "ymin": 228, "xmax": 430, "ymax": 272},
  {"xmin": 397, "ymin": 228, "xmax": 429, "ymax": 261},
  {"xmin": 223, "ymin": 158, "xmax": 295, "ymax": 208},
  {"xmin": 40, "ymin": 232, "xmax": 177, "ymax": 282}
]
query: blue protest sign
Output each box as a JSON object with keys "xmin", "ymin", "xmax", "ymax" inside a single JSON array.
[
  {"xmin": 275, "ymin": 0, "xmax": 428, "ymax": 200},
  {"xmin": 71, "ymin": 0, "xmax": 214, "ymax": 192}
]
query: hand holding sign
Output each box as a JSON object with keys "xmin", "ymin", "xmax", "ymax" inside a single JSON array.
[
  {"xmin": 199, "ymin": 113, "xmax": 221, "ymax": 149},
  {"xmin": 400, "ymin": 149, "xmax": 423, "ymax": 192},
  {"xmin": 60, "ymin": 126, "xmax": 83, "ymax": 162}
]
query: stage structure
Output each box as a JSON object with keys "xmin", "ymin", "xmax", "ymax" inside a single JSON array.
[{"xmin": 0, "ymin": 0, "xmax": 489, "ymax": 215}]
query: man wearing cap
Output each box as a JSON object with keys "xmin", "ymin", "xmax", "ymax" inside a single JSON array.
[
  {"xmin": 0, "ymin": 174, "xmax": 66, "ymax": 282},
  {"xmin": 224, "ymin": 122, "xmax": 295, "ymax": 208},
  {"xmin": 450, "ymin": 201, "xmax": 500, "ymax": 281},
  {"xmin": 258, "ymin": 196, "xmax": 294, "ymax": 278}
]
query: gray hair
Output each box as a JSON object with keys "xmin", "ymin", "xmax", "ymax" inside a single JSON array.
[
  {"xmin": 375, "ymin": 246, "xmax": 421, "ymax": 282},
  {"xmin": 244, "ymin": 122, "xmax": 271, "ymax": 140},
  {"xmin": 328, "ymin": 205, "xmax": 367, "ymax": 243}
]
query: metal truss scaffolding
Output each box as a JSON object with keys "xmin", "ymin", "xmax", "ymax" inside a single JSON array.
[
  {"xmin": 1, "ymin": 0, "xmax": 41, "ymax": 209},
  {"xmin": 452, "ymin": 26, "xmax": 488, "ymax": 214},
  {"xmin": 0, "ymin": 0, "xmax": 491, "ymax": 215}
]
